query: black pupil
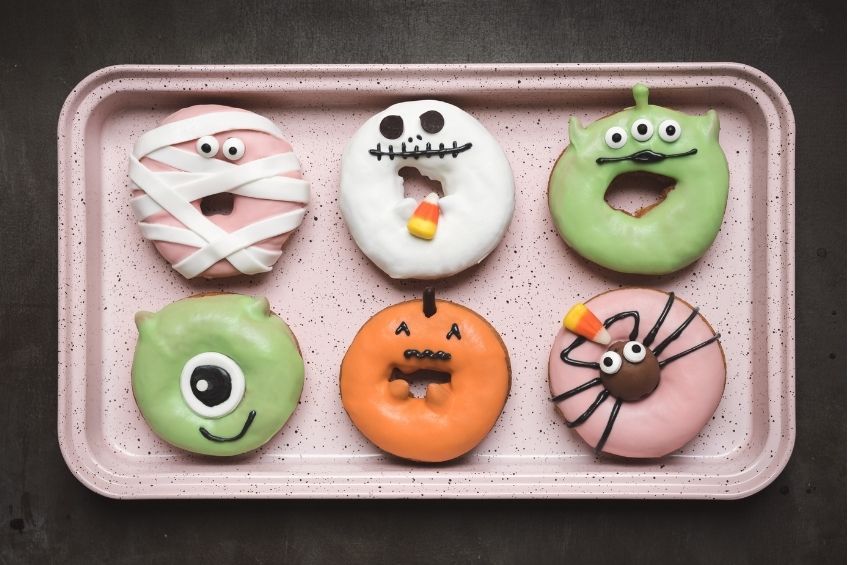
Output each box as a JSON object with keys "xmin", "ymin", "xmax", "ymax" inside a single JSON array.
[
  {"xmin": 666, "ymin": 125, "xmax": 676, "ymax": 135},
  {"xmin": 379, "ymin": 115, "xmax": 404, "ymax": 139},
  {"xmin": 637, "ymin": 124, "xmax": 648, "ymax": 135},
  {"xmin": 228, "ymin": 146, "xmax": 238, "ymax": 155},
  {"xmin": 603, "ymin": 357, "xmax": 613, "ymax": 367},
  {"xmin": 190, "ymin": 365, "xmax": 232, "ymax": 407},
  {"xmin": 632, "ymin": 344, "xmax": 642, "ymax": 353},
  {"xmin": 201, "ymin": 143, "xmax": 212, "ymax": 153},
  {"xmin": 420, "ymin": 110, "xmax": 445, "ymax": 134},
  {"xmin": 611, "ymin": 132, "xmax": 622, "ymax": 143}
]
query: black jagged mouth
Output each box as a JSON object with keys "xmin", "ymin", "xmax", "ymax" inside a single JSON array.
[
  {"xmin": 403, "ymin": 349, "xmax": 452, "ymax": 361},
  {"xmin": 369, "ymin": 141, "xmax": 472, "ymax": 161},
  {"xmin": 199, "ymin": 410, "xmax": 256, "ymax": 442},
  {"xmin": 596, "ymin": 148, "xmax": 697, "ymax": 165}
]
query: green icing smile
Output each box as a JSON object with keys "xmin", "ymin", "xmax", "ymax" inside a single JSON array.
[
  {"xmin": 548, "ymin": 84, "xmax": 729, "ymax": 275},
  {"xmin": 131, "ymin": 294, "xmax": 304, "ymax": 456}
]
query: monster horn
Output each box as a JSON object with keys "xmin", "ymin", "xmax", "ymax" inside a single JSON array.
[{"xmin": 423, "ymin": 287, "xmax": 437, "ymax": 318}]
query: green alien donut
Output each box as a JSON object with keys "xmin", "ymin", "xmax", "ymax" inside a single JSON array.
[
  {"xmin": 548, "ymin": 84, "xmax": 729, "ymax": 275},
  {"xmin": 132, "ymin": 294, "xmax": 304, "ymax": 456}
]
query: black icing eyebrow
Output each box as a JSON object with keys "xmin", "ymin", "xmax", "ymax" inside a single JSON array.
[
  {"xmin": 395, "ymin": 321, "xmax": 410, "ymax": 336},
  {"xmin": 446, "ymin": 323, "xmax": 461, "ymax": 340}
]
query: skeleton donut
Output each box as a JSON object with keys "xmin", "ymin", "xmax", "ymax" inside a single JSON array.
[
  {"xmin": 548, "ymin": 288, "xmax": 725, "ymax": 458},
  {"xmin": 129, "ymin": 105, "xmax": 310, "ymax": 279},
  {"xmin": 340, "ymin": 100, "xmax": 515, "ymax": 279},
  {"xmin": 340, "ymin": 288, "xmax": 511, "ymax": 462}
]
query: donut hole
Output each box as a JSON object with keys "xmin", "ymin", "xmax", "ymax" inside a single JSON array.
[
  {"xmin": 399, "ymin": 166, "xmax": 444, "ymax": 202},
  {"xmin": 389, "ymin": 367, "xmax": 451, "ymax": 398},
  {"xmin": 604, "ymin": 172, "xmax": 676, "ymax": 218},
  {"xmin": 200, "ymin": 192, "xmax": 235, "ymax": 216}
]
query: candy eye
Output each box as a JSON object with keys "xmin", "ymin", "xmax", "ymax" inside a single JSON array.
[
  {"xmin": 180, "ymin": 352, "xmax": 246, "ymax": 418},
  {"xmin": 658, "ymin": 119, "xmax": 682, "ymax": 142},
  {"xmin": 604, "ymin": 127, "xmax": 628, "ymax": 149},
  {"xmin": 622, "ymin": 341, "xmax": 647, "ymax": 363},
  {"xmin": 196, "ymin": 136, "xmax": 219, "ymax": 158},
  {"xmin": 379, "ymin": 115, "xmax": 404, "ymax": 139},
  {"xmin": 420, "ymin": 110, "xmax": 445, "ymax": 134},
  {"xmin": 599, "ymin": 351, "xmax": 622, "ymax": 375},
  {"xmin": 631, "ymin": 118, "xmax": 654, "ymax": 142},
  {"xmin": 222, "ymin": 138, "xmax": 245, "ymax": 161},
  {"xmin": 395, "ymin": 321, "xmax": 410, "ymax": 336}
]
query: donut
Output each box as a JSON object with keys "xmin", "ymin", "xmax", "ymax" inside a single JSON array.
[
  {"xmin": 340, "ymin": 288, "xmax": 510, "ymax": 462},
  {"xmin": 129, "ymin": 104, "xmax": 310, "ymax": 279},
  {"xmin": 548, "ymin": 84, "xmax": 729, "ymax": 274},
  {"xmin": 132, "ymin": 293, "xmax": 304, "ymax": 456},
  {"xmin": 340, "ymin": 100, "xmax": 515, "ymax": 279},
  {"xmin": 548, "ymin": 288, "xmax": 725, "ymax": 458}
]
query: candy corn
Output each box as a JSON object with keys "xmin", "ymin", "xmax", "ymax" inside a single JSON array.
[
  {"xmin": 563, "ymin": 303, "xmax": 611, "ymax": 345},
  {"xmin": 407, "ymin": 192, "xmax": 440, "ymax": 240}
]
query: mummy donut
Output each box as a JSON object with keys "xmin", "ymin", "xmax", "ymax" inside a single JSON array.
[
  {"xmin": 549, "ymin": 288, "xmax": 725, "ymax": 458},
  {"xmin": 132, "ymin": 294, "xmax": 305, "ymax": 456},
  {"xmin": 129, "ymin": 105, "xmax": 310, "ymax": 279},
  {"xmin": 548, "ymin": 85, "xmax": 729, "ymax": 274},
  {"xmin": 340, "ymin": 100, "xmax": 515, "ymax": 279},
  {"xmin": 340, "ymin": 288, "xmax": 511, "ymax": 462}
]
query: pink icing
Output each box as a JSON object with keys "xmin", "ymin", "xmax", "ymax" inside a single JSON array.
[
  {"xmin": 548, "ymin": 288, "xmax": 726, "ymax": 458},
  {"xmin": 135, "ymin": 105, "xmax": 305, "ymax": 278}
]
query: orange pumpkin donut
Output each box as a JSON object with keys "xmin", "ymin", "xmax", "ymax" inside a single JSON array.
[{"xmin": 340, "ymin": 288, "xmax": 511, "ymax": 462}]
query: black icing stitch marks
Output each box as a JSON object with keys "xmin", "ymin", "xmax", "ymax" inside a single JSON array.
[{"xmin": 369, "ymin": 141, "xmax": 472, "ymax": 161}]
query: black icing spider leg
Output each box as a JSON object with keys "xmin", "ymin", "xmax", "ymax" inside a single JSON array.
[
  {"xmin": 650, "ymin": 308, "xmax": 700, "ymax": 357},
  {"xmin": 551, "ymin": 377, "xmax": 602, "ymax": 403},
  {"xmin": 565, "ymin": 390, "xmax": 610, "ymax": 428},
  {"xmin": 658, "ymin": 333, "xmax": 721, "ymax": 368},
  {"xmin": 642, "ymin": 292, "xmax": 675, "ymax": 347},
  {"xmin": 594, "ymin": 398, "xmax": 623, "ymax": 455}
]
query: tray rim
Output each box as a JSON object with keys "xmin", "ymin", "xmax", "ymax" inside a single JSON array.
[{"xmin": 57, "ymin": 62, "xmax": 796, "ymax": 500}]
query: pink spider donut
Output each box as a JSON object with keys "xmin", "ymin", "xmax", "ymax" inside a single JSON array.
[
  {"xmin": 548, "ymin": 288, "xmax": 726, "ymax": 458},
  {"xmin": 129, "ymin": 105, "xmax": 310, "ymax": 279}
]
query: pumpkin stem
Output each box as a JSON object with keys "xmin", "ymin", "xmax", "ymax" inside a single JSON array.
[{"xmin": 423, "ymin": 287, "xmax": 437, "ymax": 317}]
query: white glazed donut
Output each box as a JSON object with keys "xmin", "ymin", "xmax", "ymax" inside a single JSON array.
[{"xmin": 340, "ymin": 100, "xmax": 515, "ymax": 279}]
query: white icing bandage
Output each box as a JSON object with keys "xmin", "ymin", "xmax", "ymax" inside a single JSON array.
[{"xmin": 129, "ymin": 110, "xmax": 309, "ymax": 279}]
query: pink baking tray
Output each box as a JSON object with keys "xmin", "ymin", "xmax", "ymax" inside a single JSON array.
[{"xmin": 57, "ymin": 64, "xmax": 795, "ymax": 499}]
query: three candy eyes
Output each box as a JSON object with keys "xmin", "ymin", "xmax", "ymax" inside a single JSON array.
[
  {"xmin": 180, "ymin": 352, "xmax": 246, "ymax": 418},
  {"xmin": 394, "ymin": 321, "xmax": 462, "ymax": 340},
  {"xmin": 379, "ymin": 110, "xmax": 445, "ymax": 140},
  {"xmin": 195, "ymin": 136, "xmax": 246, "ymax": 161},
  {"xmin": 599, "ymin": 341, "xmax": 646, "ymax": 375},
  {"xmin": 604, "ymin": 118, "xmax": 682, "ymax": 149}
]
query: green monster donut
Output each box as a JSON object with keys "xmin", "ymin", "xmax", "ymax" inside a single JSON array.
[
  {"xmin": 132, "ymin": 294, "xmax": 304, "ymax": 456},
  {"xmin": 548, "ymin": 84, "xmax": 729, "ymax": 274}
]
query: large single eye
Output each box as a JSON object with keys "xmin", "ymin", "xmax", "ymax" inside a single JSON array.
[
  {"xmin": 180, "ymin": 352, "xmax": 246, "ymax": 418},
  {"xmin": 599, "ymin": 351, "xmax": 622, "ymax": 375},
  {"xmin": 631, "ymin": 118, "xmax": 654, "ymax": 142},
  {"xmin": 379, "ymin": 115, "xmax": 404, "ymax": 139},
  {"xmin": 222, "ymin": 137, "xmax": 245, "ymax": 161},
  {"xmin": 622, "ymin": 341, "xmax": 647, "ymax": 363},
  {"xmin": 420, "ymin": 110, "xmax": 444, "ymax": 134},
  {"xmin": 604, "ymin": 127, "xmax": 628, "ymax": 149},
  {"xmin": 658, "ymin": 119, "xmax": 682, "ymax": 142},
  {"xmin": 196, "ymin": 136, "xmax": 219, "ymax": 158}
]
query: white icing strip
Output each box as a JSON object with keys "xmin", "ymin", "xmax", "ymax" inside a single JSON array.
[
  {"xmin": 133, "ymin": 112, "xmax": 285, "ymax": 159},
  {"xmin": 146, "ymin": 146, "xmax": 235, "ymax": 173},
  {"xmin": 172, "ymin": 209, "xmax": 305, "ymax": 278},
  {"xmin": 138, "ymin": 222, "xmax": 207, "ymax": 248}
]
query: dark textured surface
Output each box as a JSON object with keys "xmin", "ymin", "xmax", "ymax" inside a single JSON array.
[{"xmin": 1, "ymin": 1, "xmax": 844, "ymax": 563}]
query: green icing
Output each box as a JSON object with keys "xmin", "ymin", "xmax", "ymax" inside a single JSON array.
[
  {"xmin": 132, "ymin": 294, "xmax": 304, "ymax": 456},
  {"xmin": 548, "ymin": 84, "xmax": 729, "ymax": 275}
]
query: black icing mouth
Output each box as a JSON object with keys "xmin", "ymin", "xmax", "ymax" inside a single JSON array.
[
  {"xmin": 596, "ymin": 148, "xmax": 697, "ymax": 165},
  {"xmin": 369, "ymin": 141, "xmax": 472, "ymax": 161},
  {"xmin": 199, "ymin": 410, "xmax": 256, "ymax": 442},
  {"xmin": 403, "ymin": 349, "xmax": 452, "ymax": 361}
]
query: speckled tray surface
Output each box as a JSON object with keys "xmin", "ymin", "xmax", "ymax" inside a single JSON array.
[{"xmin": 57, "ymin": 63, "xmax": 795, "ymax": 499}]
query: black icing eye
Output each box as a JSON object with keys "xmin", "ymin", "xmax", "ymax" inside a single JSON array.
[
  {"xmin": 446, "ymin": 323, "xmax": 461, "ymax": 340},
  {"xmin": 379, "ymin": 115, "xmax": 404, "ymax": 139},
  {"xmin": 191, "ymin": 365, "xmax": 232, "ymax": 407},
  {"xmin": 395, "ymin": 321, "xmax": 410, "ymax": 336},
  {"xmin": 419, "ymin": 110, "xmax": 445, "ymax": 134}
]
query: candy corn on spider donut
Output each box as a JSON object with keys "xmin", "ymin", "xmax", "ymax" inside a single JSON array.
[
  {"xmin": 548, "ymin": 84, "xmax": 729, "ymax": 275},
  {"xmin": 340, "ymin": 100, "xmax": 515, "ymax": 279}
]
